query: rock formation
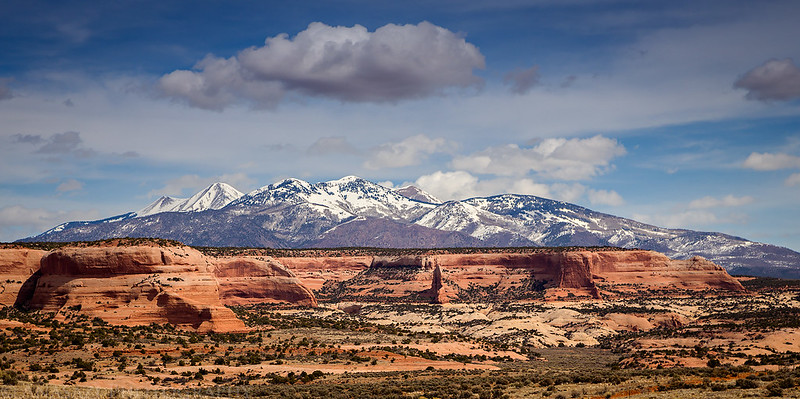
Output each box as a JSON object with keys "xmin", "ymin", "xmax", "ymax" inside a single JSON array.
[
  {"xmin": 0, "ymin": 247, "xmax": 47, "ymax": 306},
  {"xmin": 301, "ymin": 249, "xmax": 745, "ymax": 302},
  {"xmin": 0, "ymin": 242, "xmax": 319, "ymax": 332},
  {"xmin": 0, "ymin": 243, "xmax": 744, "ymax": 328},
  {"xmin": 212, "ymin": 256, "xmax": 317, "ymax": 306},
  {"xmin": 25, "ymin": 244, "xmax": 247, "ymax": 332}
]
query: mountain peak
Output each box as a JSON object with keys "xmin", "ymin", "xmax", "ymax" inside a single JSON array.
[
  {"xmin": 23, "ymin": 175, "xmax": 800, "ymax": 279},
  {"xmin": 181, "ymin": 182, "xmax": 243, "ymax": 212},
  {"xmin": 328, "ymin": 175, "xmax": 364, "ymax": 184},
  {"xmin": 394, "ymin": 185, "xmax": 442, "ymax": 204},
  {"xmin": 136, "ymin": 183, "xmax": 243, "ymax": 217},
  {"xmin": 136, "ymin": 195, "xmax": 186, "ymax": 217}
]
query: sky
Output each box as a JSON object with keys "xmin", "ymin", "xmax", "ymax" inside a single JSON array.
[{"xmin": 1, "ymin": 0, "xmax": 799, "ymax": 250}]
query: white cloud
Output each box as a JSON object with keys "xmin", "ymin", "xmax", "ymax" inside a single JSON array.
[
  {"xmin": 587, "ymin": 189, "xmax": 625, "ymax": 206},
  {"xmin": 414, "ymin": 170, "xmax": 563, "ymax": 201},
  {"xmin": 742, "ymin": 152, "xmax": 800, "ymax": 171},
  {"xmin": 147, "ymin": 173, "xmax": 253, "ymax": 197},
  {"xmin": 688, "ymin": 194, "xmax": 755, "ymax": 209},
  {"xmin": 635, "ymin": 194, "xmax": 754, "ymax": 230},
  {"xmin": 734, "ymin": 58, "xmax": 800, "ymax": 102},
  {"xmin": 159, "ymin": 21, "xmax": 485, "ymax": 110},
  {"xmin": 56, "ymin": 179, "xmax": 83, "ymax": 192},
  {"xmin": 550, "ymin": 183, "xmax": 586, "ymax": 203},
  {"xmin": 451, "ymin": 135, "xmax": 626, "ymax": 180},
  {"xmin": 786, "ymin": 172, "xmax": 800, "ymax": 186},
  {"xmin": 364, "ymin": 135, "xmax": 455, "ymax": 169},
  {"xmin": 0, "ymin": 205, "xmax": 99, "ymax": 241},
  {"xmin": 634, "ymin": 210, "xmax": 722, "ymax": 229}
]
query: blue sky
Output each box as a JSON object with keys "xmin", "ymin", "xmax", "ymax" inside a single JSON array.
[{"xmin": 1, "ymin": 0, "xmax": 799, "ymax": 250}]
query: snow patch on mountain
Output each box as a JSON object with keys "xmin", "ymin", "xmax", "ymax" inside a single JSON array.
[{"xmin": 137, "ymin": 183, "xmax": 243, "ymax": 217}]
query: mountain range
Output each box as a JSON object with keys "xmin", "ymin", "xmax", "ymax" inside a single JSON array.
[{"xmin": 20, "ymin": 176, "xmax": 800, "ymax": 278}]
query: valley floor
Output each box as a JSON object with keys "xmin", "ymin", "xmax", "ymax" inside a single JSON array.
[{"xmin": 0, "ymin": 277, "xmax": 799, "ymax": 398}]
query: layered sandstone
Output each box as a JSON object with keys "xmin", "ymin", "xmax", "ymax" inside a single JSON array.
[
  {"xmin": 0, "ymin": 248, "xmax": 47, "ymax": 306},
  {"xmin": 303, "ymin": 249, "xmax": 744, "ymax": 302},
  {"xmin": 213, "ymin": 257, "xmax": 317, "ymax": 306},
  {"xmin": 26, "ymin": 245, "xmax": 246, "ymax": 332},
  {"xmin": 276, "ymin": 256, "xmax": 371, "ymax": 292}
]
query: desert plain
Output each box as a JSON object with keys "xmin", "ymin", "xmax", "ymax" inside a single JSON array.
[{"xmin": 0, "ymin": 238, "xmax": 798, "ymax": 398}]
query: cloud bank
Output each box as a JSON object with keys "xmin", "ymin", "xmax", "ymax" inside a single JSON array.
[
  {"xmin": 743, "ymin": 152, "xmax": 800, "ymax": 170},
  {"xmin": 451, "ymin": 135, "xmax": 626, "ymax": 180},
  {"xmin": 364, "ymin": 135, "xmax": 455, "ymax": 169},
  {"xmin": 159, "ymin": 22, "xmax": 485, "ymax": 110},
  {"xmin": 735, "ymin": 58, "xmax": 800, "ymax": 102}
]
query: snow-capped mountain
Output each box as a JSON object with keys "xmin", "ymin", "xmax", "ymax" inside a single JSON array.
[
  {"xmin": 393, "ymin": 185, "xmax": 442, "ymax": 204},
  {"xmin": 20, "ymin": 176, "xmax": 800, "ymax": 278},
  {"xmin": 136, "ymin": 182, "xmax": 243, "ymax": 217}
]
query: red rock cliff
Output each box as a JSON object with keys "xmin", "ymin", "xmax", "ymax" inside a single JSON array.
[
  {"xmin": 0, "ymin": 248, "xmax": 47, "ymax": 306},
  {"xmin": 293, "ymin": 249, "xmax": 745, "ymax": 302},
  {"xmin": 213, "ymin": 257, "xmax": 317, "ymax": 306},
  {"xmin": 27, "ymin": 245, "xmax": 246, "ymax": 332}
]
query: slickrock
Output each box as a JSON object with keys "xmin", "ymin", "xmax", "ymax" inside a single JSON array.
[
  {"xmin": 24, "ymin": 245, "xmax": 246, "ymax": 332},
  {"xmin": 213, "ymin": 257, "xmax": 317, "ymax": 306},
  {"xmin": 0, "ymin": 248, "xmax": 47, "ymax": 306}
]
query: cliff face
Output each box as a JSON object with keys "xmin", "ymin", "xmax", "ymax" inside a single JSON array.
[
  {"xmin": 0, "ymin": 243, "xmax": 320, "ymax": 332},
  {"xmin": 0, "ymin": 248, "xmax": 47, "ymax": 306},
  {"xmin": 212, "ymin": 257, "xmax": 317, "ymax": 306},
  {"xmin": 275, "ymin": 256, "xmax": 371, "ymax": 292},
  {"xmin": 302, "ymin": 250, "xmax": 745, "ymax": 302},
  {"xmin": 27, "ymin": 245, "xmax": 246, "ymax": 332},
  {"xmin": 0, "ymin": 245, "xmax": 744, "ymax": 322}
]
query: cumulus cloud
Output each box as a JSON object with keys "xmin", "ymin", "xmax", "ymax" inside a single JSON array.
[
  {"xmin": 587, "ymin": 189, "xmax": 625, "ymax": 206},
  {"xmin": 742, "ymin": 152, "xmax": 800, "ymax": 170},
  {"xmin": 688, "ymin": 194, "xmax": 754, "ymax": 209},
  {"xmin": 364, "ymin": 135, "xmax": 455, "ymax": 169},
  {"xmin": 635, "ymin": 194, "xmax": 754, "ymax": 230},
  {"xmin": 147, "ymin": 173, "xmax": 253, "ymax": 197},
  {"xmin": 414, "ymin": 170, "xmax": 547, "ymax": 201},
  {"xmin": 634, "ymin": 210, "xmax": 723, "ymax": 229},
  {"xmin": 786, "ymin": 173, "xmax": 800, "ymax": 186},
  {"xmin": 159, "ymin": 21, "xmax": 485, "ymax": 110},
  {"xmin": 56, "ymin": 179, "xmax": 84, "ymax": 192},
  {"xmin": 504, "ymin": 65, "xmax": 540, "ymax": 94},
  {"xmin": 307, "ymin": 136, "xmax": 359, "ymax": 155},
  {"xmin": 451, "ymin": 135, "xmax": 626, "ymax": 180},
  {"xmin": 734, "ymin": 58, "xmax": 800, "ymax": 102}
]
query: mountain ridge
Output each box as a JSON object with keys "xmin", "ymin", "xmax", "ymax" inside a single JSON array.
[{"xmin": 19, "ymin": 176, "xmax": 800, "ymax": 278}]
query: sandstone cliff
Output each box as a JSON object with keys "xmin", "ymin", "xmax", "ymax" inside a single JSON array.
[
  {"xmin": 308, "ymin": 249, "xmax": 745, "ymax": 302},
  {"xmin": 26, "ymin": 245, "xmax": 246, "ymax": 332},
  {"xmin": 0, "ymin": 242, "xmax": 320, "ymax": 332},
  {"xmin": 213, "ymin": 256, "xmax": 317, "ymax": 306},
  {"xmin": 0, "ymin": 248, "xmax": 47, "ymax": 306}
]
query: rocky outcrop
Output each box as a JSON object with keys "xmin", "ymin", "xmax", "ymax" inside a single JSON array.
[
  {"xmin": 0, "ymin": 248, "xmax": 47, "ymax": 306},
  {"xmin": 0, "ymin": 243, "xmax": 320, "ymax": 332},
  {"xmin": 212, "ymin": 257, "xmax": 317, "ymax": 306},
  {"xmin": 25, "ymin": 245, "xmax": 247, "ymax": 332},
  {"xmin": 304, "ymin": 249, "xmax": 745, "ymax": 303},
  {"xmin": 276, "ymin": 256, "xmax": 371, "ymax": 292}
]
